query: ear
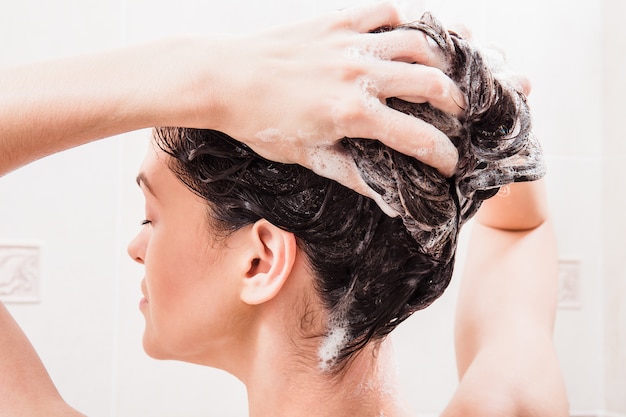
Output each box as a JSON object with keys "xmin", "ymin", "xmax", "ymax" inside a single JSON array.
[{"xmin": 240, "ymin": 219, "xmax": 297, "ymax": 305}]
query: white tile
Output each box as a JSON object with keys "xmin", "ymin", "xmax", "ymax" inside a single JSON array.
[
  {"xmin": 545, "ymin": 155, "xmax": 605, "ymax": 410},
  {"xmin": 602, "ymin": 156, "xmax": 626, "ymax": 414},
  {"xmin": 420, "ymin": 0, "xmax": 603, "ymax": 158},
  {"xmin": 0, "ymin": 0, "xmax": 124, "ymax": 66},
  {"xmin": 0, "ymin": 0, "xmax": 616, "ymax": 414}
]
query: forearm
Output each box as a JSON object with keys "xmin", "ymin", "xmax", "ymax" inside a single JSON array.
[
  {"xmin": 0, "ymin": 37, "xmax": 226, "ymax": 176},
  {"xmin": 0, "ymin": 2, "xmax": 466, "ymax": 189},
  {"xmin": 0, "ymin": 303, "xmax": 85, "ymax": 416}
]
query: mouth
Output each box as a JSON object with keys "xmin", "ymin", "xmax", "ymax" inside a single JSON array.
[{"xmin": 139, "ymin": 279, "xmax": 149, "ymax": 308}]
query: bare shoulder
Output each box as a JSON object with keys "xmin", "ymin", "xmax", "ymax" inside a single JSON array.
[
  {"xmin": 0, "ymin": 400, "xmax": 86, "ymax": 417},
  {"xmin": 439, "ymin": 347, "xmax": 569, "ymax": 417}
]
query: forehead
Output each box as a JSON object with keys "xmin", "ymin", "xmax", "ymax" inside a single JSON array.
[
  {"xmin": 135, "ymin": 141, "xmax": 184, "ymax": 202},
  {"xmin": 139, "ymin": 140, "xmax": 167, "ymax": 176},
  {"xmin": 137, "ymin": 139, "xmax": 210, "ymax": 210}
]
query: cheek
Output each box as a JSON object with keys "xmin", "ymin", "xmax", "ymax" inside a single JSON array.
[
  {"xmin": 144, "ymin": 227, "xmax": 206, "ymax": 305},
  {"xmin": 141, "ymin": 228, "xmax": 211, "ymax": 352},
  {"xmin": 143, "ymin": 250, "xmax": 244, "ymax": 360},
  {"xmin": 144, "ymin": 229, "xmax": 176, "ymax": 287}
]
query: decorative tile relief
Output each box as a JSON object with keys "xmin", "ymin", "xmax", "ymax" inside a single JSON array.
[
  {"xmin": 0, "ymin": 243, "xmax": 41, "ymax": 303},
  {"xmin": 558, "ymin": 259, "xmax": 582, "ymax": 309}
]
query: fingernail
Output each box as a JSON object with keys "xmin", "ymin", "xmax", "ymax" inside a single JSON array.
[{"xmin": 452, "ymin": 86, "xmax": 467, "ymax": 112}]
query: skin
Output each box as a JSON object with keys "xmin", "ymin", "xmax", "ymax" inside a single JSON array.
[
  {"xmin": 0, "ymin": 2, "xmax": 567, "ymax": 415},
  {"xmin": 128, "ymin": 141, "xmax": 414, "ymax": 417},
  {"xmin": 130, "ymin": 146, "xmax": 246, "ymax": 364},
  {"xmin": 442, "ymin": 181, "xmax": 569, "ymax": 417},
  {"xmin": 0, "ymin": 143, "xmax": 569, "ymax": 417},
  {"xmin": 125, "ymin": 141, "xmax": 569, "ymax": 417},
  {"xmin": 442, "ymin": 77, "xmax": 568, "ymax": 417},
  {"xmin": 0, "ymin": 1, "xmax": 462, "ymax": 185},
  {"xmin": 0, "ymin": 303, "xmax": 85, "ymax": 417}
]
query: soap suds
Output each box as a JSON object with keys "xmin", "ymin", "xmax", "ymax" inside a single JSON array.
[
  {"xmin": 355, "ymin": 75, "xmax": 383, "ymax": 114},
  {"xmin": 342, "ymin": 12, "xmax": 545, "ymax": 264},
  {"xmin": 304, "ymin": 145, "xmax": 400, "ymax": 217},
  {"xmin": 318, "ymin": 320, "xmax": 350, "ymax": 371},
  {"xmin": 254, "ymin": 127, "xmax": 283, "ymax": 144}
]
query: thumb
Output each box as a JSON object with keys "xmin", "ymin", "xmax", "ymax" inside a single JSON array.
[{"xmin": 302, "ymin": 144, "xmax": 400, "ymax": 217}]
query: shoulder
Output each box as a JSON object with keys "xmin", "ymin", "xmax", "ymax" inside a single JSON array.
[{"xmin": 440, "ymin": 345, "xmax": 569, "ymax": 417}]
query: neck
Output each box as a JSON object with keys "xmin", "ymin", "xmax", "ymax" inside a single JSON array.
[
  {"xmin": 243, "ymin": 338, "xmax": 411, "ymax": 417},
  {"xmin": 216, "ymin": 255, "xmax": 413, "ymax": 417}
]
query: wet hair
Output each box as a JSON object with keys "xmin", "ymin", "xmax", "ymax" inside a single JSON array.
[{"xmin": 154, "ymin": 12, "xmax": 544, "ymax": 370}]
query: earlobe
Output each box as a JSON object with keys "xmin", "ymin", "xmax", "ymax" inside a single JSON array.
[{"xmin": 240, "ymin": 219, "xmax": 297, "ymax": 306}]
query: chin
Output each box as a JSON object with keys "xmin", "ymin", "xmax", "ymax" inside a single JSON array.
[{"xmin": 142, "ymin": 335, "xmax": 172, "ymax": 360}]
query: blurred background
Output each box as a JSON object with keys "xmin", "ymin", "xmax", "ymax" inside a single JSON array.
[{"xmin": 0, "ymin": 0, "xmax": 623, "ymax": 416}]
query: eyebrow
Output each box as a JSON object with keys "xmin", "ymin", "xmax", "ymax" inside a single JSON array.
[{"xmin": 136, "ymin": 172, "xmax": 157, "ymax": 197}]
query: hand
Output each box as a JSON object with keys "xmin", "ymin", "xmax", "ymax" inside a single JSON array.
[
  {"xmin": 0, "ymin": 1, "xmax": 462, "ymax": 192},
  {"xmin": 180, "ymin": 2, "xmax": 464, "ymax": 200}
]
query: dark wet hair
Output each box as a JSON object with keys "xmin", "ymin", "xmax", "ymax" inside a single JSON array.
[{"xmin": 154, "ymin": 12, "xmax": 544, "ymax": 369}]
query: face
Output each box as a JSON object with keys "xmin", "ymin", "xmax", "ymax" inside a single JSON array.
[{"xmin": 127, "ymin": 142, "xmax": 249, "ymax": 366}]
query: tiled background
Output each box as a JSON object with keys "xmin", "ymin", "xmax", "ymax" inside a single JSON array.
[{"xmin": 0, "ymin": 0, "xmax": 623, "ymax": 416}]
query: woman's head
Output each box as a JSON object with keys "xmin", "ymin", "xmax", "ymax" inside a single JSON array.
[
  {"xmin": 152, "ymin": 126, "xmax": 450, "ymax": 370},
  {"xmin": 135, "ymin": 12, "xmax": 543, "ymax": 372}
]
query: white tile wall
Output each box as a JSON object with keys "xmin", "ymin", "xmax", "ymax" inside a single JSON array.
[
  {"xmin": 0, "ymin": 0, "xmax": 623, "ymax": 415},
  {"xmin": 0, "ymin": 243, "xmax": 42, "ymax": 303},
  {"xmin": 602, "ymin": 0, "xmax": 626, "ymax": 413}
]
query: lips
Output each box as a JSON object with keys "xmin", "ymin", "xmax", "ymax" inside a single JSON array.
[{"xmin": 140, "ymin": 279, "xmax": 149, "ymax": 307}]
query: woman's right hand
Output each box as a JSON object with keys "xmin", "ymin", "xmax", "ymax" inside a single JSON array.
[
  {"xmin": 1, "ymin": 1, "xmax": 462, "ymax": 198},
  {"xmin": 162, "ymin": 2, "xmax": 464, "ymax": 199}
]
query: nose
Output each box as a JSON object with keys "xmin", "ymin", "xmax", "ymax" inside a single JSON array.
[{"xmin": 127, "ymin": 229, "xmax": 146, "ymax": 265}]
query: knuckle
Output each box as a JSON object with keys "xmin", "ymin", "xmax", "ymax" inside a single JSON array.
[
  {"xmin": 425, "ymin": 69, "xmax": 449, "ymax": 97},
  {"xmin": 338, "ymin": 62, "xmax": 365, "ymax": 81},
  {"xmin": 332, "ymin": 100, "xmax": 364, "ymax": 126},
  {"xmin": 421, "ymin": 69, "xmax": 456, "ymax": 103},
  {"xmin": 328, "ymin": 56, "xmax": 368, "ymax": 83},
  {"xmin": 408, "ymin": 32, "xmax": 435, "ymax": 61}
]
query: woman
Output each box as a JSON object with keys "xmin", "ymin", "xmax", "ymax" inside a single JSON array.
[
  {"xmin": 123, "ymin": 13, "xmax": 567, "ymax": 417},
  {"xmin": 125, "ymin": 133, "xmax": 566, "ymax": 417},
  {"xmin": 0, "ymin": 3, "xmax": 567, "ymax": 417}
]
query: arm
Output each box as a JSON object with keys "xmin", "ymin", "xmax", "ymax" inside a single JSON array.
[
  {"xmin": 0, "ymin": 303, "xmax": 85, "ymax": 416},
  {"xmin": 0, "ymin": 1, "xmax": 461, "ymax": 181},
  {"xmin": 441, "ymin": 180, "xmax": 569, "ymax": 416},
  {"xmin": 0, "ymin": 3, "xmax": 462, "ymax": 414}
]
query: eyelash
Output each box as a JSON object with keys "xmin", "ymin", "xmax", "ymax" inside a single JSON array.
[{"xmin": 140, "ymin": 219, "xmax": 152, "ymax": 226}]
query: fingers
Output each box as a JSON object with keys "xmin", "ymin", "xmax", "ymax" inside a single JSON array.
[
  {"xmin": 333, "ymin": 1, "xmax": 401, "ymax": 32},
  {"xmin": 361, "ymin": 29, "xmax": 442, "ymax": 67},
  {"xmin": 302, "ymin": 145, "xmax": 400, "ymax": 217},
  {"xmin": 354, "ymin": 59, "xmax": 465, "ymax": 116},
  {"xmin": 342, "ymin": 22, "xmax": 466, "ymax": 116},
  {"xmin": 355, "ymin": 104, "xmax": 459, "ymax": 177},
  {"xmin": 373, "ymin": 61, "xmax": 466, "ymax": 116}
]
